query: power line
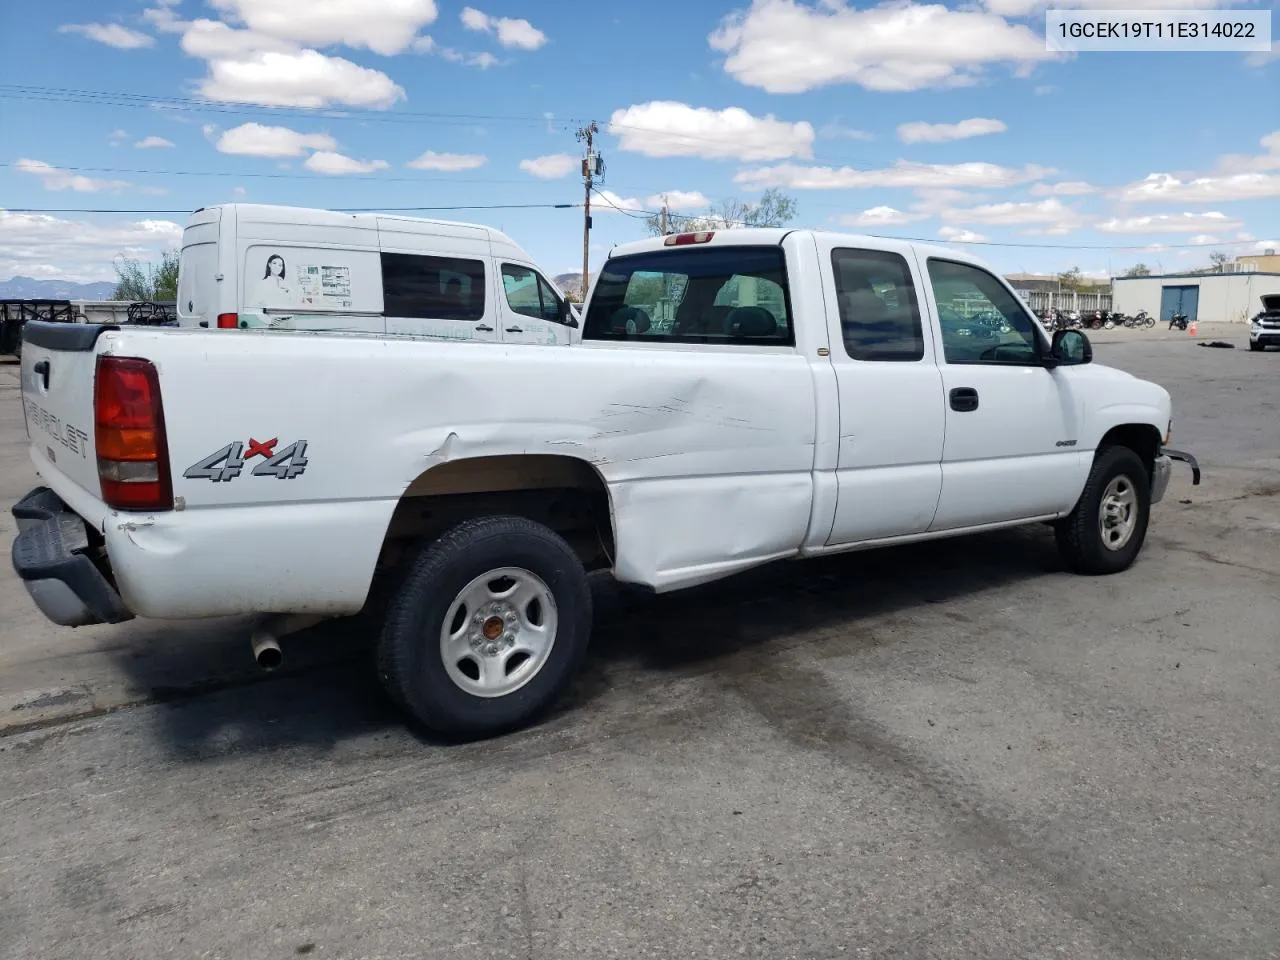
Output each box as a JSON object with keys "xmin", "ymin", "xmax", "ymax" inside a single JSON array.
[
  {"xmin": 1, "ymin": 204, "xmax": 581, "ymax": 216},
  {"xmin": 0, "ymin": 161, "xmax": 665, "ymax": 198}
]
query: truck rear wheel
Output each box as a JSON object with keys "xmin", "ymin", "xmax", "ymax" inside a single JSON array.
[
  {"xmin": 375, "ymin": 516, "xmax": 592, "ymax": 738},
  {"xmin": 1055, "ymin": 445, "xmax": 1151, "ymax": 575}
]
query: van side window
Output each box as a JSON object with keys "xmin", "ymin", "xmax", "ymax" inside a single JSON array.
[
  {"xmin": 381, "ymin": 253, "xmax": 485, "ymax": 321},
  {"xmin": 501, "ymin": 264, "xmax": 568, "ymax": 325},
  {"xmin": 583, "ymin": 246, "xmax": 793, "ymax": 345},
  {"xmin": 831, "ymin": 248, "xmax": 924, "ymax": 362}
]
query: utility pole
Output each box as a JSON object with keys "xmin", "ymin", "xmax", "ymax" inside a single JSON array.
[{"xmin": 575, "ymin": 121, "xmax": 599, "ymax": 299}]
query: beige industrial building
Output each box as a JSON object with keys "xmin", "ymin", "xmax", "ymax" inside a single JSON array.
[{"xmin": 1111, "ymin": 270, "xmax": 1280, "ymax": 324}]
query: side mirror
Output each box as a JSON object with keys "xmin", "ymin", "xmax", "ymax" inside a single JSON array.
[
  {"xmin": 1050, "ymin": 328, "xmax": 1092, "ymax": 365},
  {"xmin": 560, "ymin": 299, "xmax": 579, "ymax": 328}
]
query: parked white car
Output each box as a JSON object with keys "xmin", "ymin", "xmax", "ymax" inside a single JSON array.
[
  {"xmin": 12, "ymin": 227, "xmax": 1199, "ymax": 738},
  {"xmin": 176, "ymin": 203, "xmax": 579, "ymax": 345}
]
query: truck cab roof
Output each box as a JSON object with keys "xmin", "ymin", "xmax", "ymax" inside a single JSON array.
[{"xmin": 605, "ymin": 227, "xmax": 992, "ymax": 271}]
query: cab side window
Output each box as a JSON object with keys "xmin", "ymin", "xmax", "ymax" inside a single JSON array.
[
  {"xmin": 926, "ymin": 258, "xmax": 1042, "ymax": 365},
  {"xmin": 831, "ymin": 248, "xmax": 924, "ymax": 361},
  {"xmin": 502, "ymin": 264, "xmax": 568, "ymax": 325}
]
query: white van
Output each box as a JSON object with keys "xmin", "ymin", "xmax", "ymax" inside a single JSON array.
[{"xmin": 176, "ymin": 203, "xmax": 579, "ymax": 345}]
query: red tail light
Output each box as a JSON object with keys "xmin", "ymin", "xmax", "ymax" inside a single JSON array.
[
  {"xmin": 94, "ymin": 356, "xmax": 173, "ymax": 511},
  {"xmin": 217, "ymin": 312, "xmax": 240, "ymax": 329},
  {"xmin": 664, "ymin": 231, "xmax": 715, "ymax": 246}
]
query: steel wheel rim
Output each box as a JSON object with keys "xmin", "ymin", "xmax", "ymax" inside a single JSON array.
[
  {"xmin": 1099, "ymin": 474, "xmax": 1139, "ymax": 551},
  {"xmin": 438, "ymin": 567, "xmax": 559, "ymax": 698}
]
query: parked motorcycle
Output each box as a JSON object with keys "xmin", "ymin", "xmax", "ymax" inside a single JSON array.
[{"xmin": 1168, "ymin": 312, "xmax": 1189, "ymax": 331}]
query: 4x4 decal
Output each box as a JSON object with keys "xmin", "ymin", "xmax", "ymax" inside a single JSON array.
[{"xmin": 183, "ymin": 438, "xmax": 309, "ymax": 483}]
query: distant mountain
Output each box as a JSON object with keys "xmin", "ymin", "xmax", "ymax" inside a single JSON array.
[
  {"xmin": 0, "ymin": 276, "xmax": 116, "ymax": 300},
  {"xmin": 554, "ymin": 272, "xmax": 594, "ymax": 299}
]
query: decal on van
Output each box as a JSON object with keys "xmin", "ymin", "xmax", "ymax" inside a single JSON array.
[{"xmin": 183, "ymin": 438, "xmax": 309, "ymax": 482}]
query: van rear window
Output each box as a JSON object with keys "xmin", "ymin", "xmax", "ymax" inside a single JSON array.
[{"xmin": 382, "ymin": 253, "xmax": 485, "ymax": 321}]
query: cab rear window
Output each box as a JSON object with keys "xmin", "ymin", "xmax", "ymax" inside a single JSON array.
[{"xmin": 583, "ymin": 246, "xmax": 793, "ymax": 345}]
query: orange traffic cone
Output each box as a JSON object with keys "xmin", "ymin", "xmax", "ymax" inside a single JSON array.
[{"xmin": 1188, "ymin": 319, "xmax": 1197, "ymax": 336}]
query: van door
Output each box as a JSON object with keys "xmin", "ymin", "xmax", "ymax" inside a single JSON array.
[
  {"xmin": 497, "ymin": 263, "xmax": 576, "ymax": 345},
  {"xmin": 177, "ymin": 208, "xmax": 220, "ymax": 328},
  {"xmin": 377, "ymin": 217, "xmax": 496, "ymax": 342}
]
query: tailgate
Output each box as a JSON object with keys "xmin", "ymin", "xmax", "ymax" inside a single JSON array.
[{"xmin": 19, "ymin": 320, "xmax": 114, "ymax": 497}]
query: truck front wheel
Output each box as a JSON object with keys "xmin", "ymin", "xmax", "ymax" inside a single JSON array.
[
  {"xmin": 376, "ymin": 516, "xmax": 593, "ymax": 738},
  {"xmin": 1055, "ymin": 445, "xmax": 1152, "ymax": 575}
]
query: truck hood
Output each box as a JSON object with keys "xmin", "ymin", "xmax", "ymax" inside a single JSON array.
[{"xmin": 1261, "ymin": 294, "xmax": 1280, "ymax": 313}]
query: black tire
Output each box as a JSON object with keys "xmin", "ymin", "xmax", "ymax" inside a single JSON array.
[
  {"xmin": 1055, "ymin": 445, "xmax": 1152, "ymax": 575},
  {"xmin": 375, "ymin": 515, "xmax": 592, "ymax": 738},
  {"xmin": 1249, "ymin": 340, "xmax": 1265, "ymax": 352}
]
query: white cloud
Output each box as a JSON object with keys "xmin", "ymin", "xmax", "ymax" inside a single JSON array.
[
  {"xmin": 837, "ymin": 206, "xmax": 925, "ymax": 227},
  {"xmin": 708, "ymin": 0, "xmax": 1055, "ymax": 94},
  {"xmin": 520, "ymin": 153, "xmax": 577, "ymax": 179},
  {"xmin": 215, "ymin": 122, "xmax": 337, "ymax": 157},
  {"xmin": 179, "ymin": 18, "xmax": 298, "ymax": 57},
  {"xmin": 58, "ymin": 23, "xmax": 155, "ymax": 49},
  {"xmin": 303, "ymin": 151, "xmax": 390, "ymax": 175},
  {"xmin": 897, "ymin": 118, "xmax": 1007, "ymax": 144},
  {"xmin": 985, "ymin": 0, "xmax": 1236, "ymax": 15},
  {"xmin": 198, "ymin": 50, "xmax": 405, "ymax": 108},
  {"xmin": 0, "ymin": 210, "xmax": 182, "ymax": 283},
  {"xmin": 110, "ymin": 129, "xmax": 129, "ymax": 140},
  {"xmin": 407, "ymin": 150, "xmax": 488, "ymax": 171},
  {"xmin": 441, "ymin": 48, "xmax": 500, "ymax": 68},
  {"xmin": 459, "ymin": 7, "xmax": 547, "ymax": 50},
  {"xmin": 938, "ymin": 226, "xmax": 988, "ymax": 243},
  {"xmin": 1246, "ymin": 41, "xmax": 1279, "ymax": 67},
  {"xmin": 650, "ymin": 190, "xmax": 712, "ymax": 211},
  {"xmin": 1118, "ymin": 171, "xmax": 1280, "ymax": 203},
  {"xmin": 1030, "ymin": 180, "xmax": 1096, "ymax": 196},
  {"xmin": 735, "ymin": 160, "xmax": 1052, "ymax": 190},
  {"xmin": 941, "ymin": 197, "xmax": 1079, "ymax": 226},
  {"xmin": 819, "ymin": 122, "xmax": 875, "ymax": 141},
  {"xmin": 134, "ymin": 136, "xmax": 175, "ymax": 149},
  {"xmin": 1187, "ymin": 234, "xmax": 1219, "ymax": 245},
  {"xmin": 609, "ymin": 101, "xmax": 814, "ymax": 161},
  {"xmin": 16, "ymin": 159, "xmax": 129, "ymax": 193},
  {"xmin": 593, "ymin": 190, "xmax": 646, "ymax": 214},
  {"xmin": 411, "ymin": 35, "xmax": 436, "ymax": 53},
  {"xmin": 231, "ymin": 186, "xmax": 248, "ymax": 198},
  {"xmin": 1096, "ymin": 212, "xmax": 1244, "ymax": 234},
  {"xmin": 206, "ymin": 0, "xmax": 439, "ymax": 55},
  {"xmin": 143, "ymin": 4, "xmax": 186, "ymax": 33}
]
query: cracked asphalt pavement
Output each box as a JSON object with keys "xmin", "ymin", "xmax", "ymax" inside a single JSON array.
[{"xmin": 1, "ymin": 330, "xmax": 1278, "ymax": 960}]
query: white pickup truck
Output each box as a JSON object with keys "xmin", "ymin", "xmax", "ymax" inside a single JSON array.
[{"xmin": 11, "ymin": 227, "xmax": 1199, "ymax": 737}]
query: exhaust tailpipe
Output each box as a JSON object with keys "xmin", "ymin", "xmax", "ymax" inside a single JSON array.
[{"xmin": 251, "ymin": 629, "xmax": 283, "ymax": 671}]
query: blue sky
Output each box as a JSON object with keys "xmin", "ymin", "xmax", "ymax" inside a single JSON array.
[{"xmin": 1, "ymin": 0, "xmax": 1277, "ymax": 284}]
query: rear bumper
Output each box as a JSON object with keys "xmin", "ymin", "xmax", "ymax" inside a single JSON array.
[
  {"xmin": 10, "ymin": 487, "xmax": 134, "ymax": 627},
  {"xmin": 1151, "ymin": 447, "xmax": 1201, "ymax": 505}
]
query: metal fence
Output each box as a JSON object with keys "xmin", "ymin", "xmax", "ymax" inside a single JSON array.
[{"xmin": 1015, "ymin": 289, "xmax": 1113, "ymax": 313}]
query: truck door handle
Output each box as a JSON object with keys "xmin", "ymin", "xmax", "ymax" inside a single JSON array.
[
  {"xmin": 475, "ymin": 324, "xmax": 494, "ymax": 332},
  {"xmin": 949, "ymin": 387, "xmax": 979, "ymax": 412},
  {"xmin": 505, "ymin": 326, "xmax": 523, "ymax": 334},
  {"xmin": 33, "ymin": 360, "xmax": 50, "ymax": 390}
]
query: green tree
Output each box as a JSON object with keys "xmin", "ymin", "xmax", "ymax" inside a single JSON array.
[
  {"xmin": 646, "ymin": 188, "xmax": 797, "ymax": 237},
  {"xmin": 112, "ymin": 248, "xmax": 179, "ymax": 301},
  {"xmin": 1056, "ymin": 266, "xmax": 1084, "ymax": 292},
  {"xmin": 1122, "ymin": 263, "xmax": 1151, "ymax": 277}
]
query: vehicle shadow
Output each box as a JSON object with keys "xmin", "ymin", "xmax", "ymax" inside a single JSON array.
[{"xmin": 105, "ymin": 524, "xmax": 1063, "ymax": 759}]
